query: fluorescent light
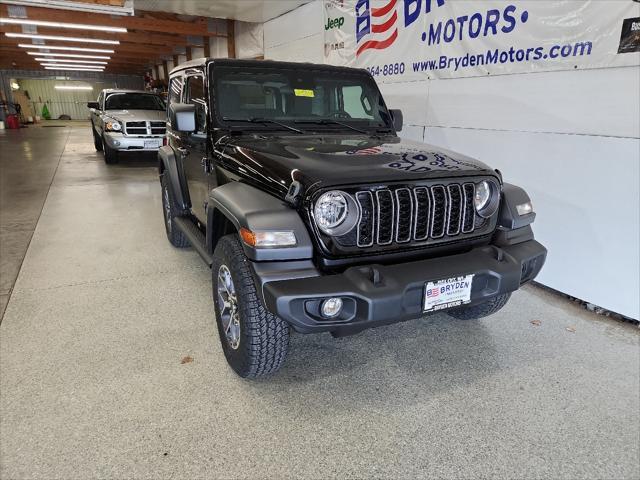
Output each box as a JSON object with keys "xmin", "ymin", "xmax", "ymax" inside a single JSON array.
[
  {"xmin": 35, "ymin": 58, "xmax": 107, "ymax": 64},
  {"xmin": 18, "ymin": 44, "xmax": 114, "ymax": 53},
  {"xmin": 28, "ymin": 52, "xmax": 110, "ymax": 60},
  {"xmin": 55, "ymin": 85, "xmax": 94, "ymax": 91},
  {"xmin": 41, "ymin": 63, "xmax": 105, "ymax": 69},
  {"xmin": 0, "ymin": 18, "xmax": 127, "ymax": 33},
  {"xmin": 44, "ymin": 66, "xmax": 104, "ymax": 72},
  {"xmin": 6, "ymin": 33, "xmax": 119, "ymax": 45}
]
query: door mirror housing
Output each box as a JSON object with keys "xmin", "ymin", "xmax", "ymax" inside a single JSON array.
[
  {"xmin": 389, "ymin": 109, "xmax": 403, "ymax": 132},
  {"xmin": 87, "ymin": 101, "xmax": 99, "ymax": 109},
  {"xmin": 169, "ymin": 103, "xmax": 196, "ymax": 133}
]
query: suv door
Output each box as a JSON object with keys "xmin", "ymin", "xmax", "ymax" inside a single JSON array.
[{"xmin": 181, "ymin": 72, "xmax": 209, "ymax": 222}]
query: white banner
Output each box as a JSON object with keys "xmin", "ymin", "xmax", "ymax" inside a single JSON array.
[{"xmin": 324, "ymin": 0, "xmax": 640, "ymax": 81}]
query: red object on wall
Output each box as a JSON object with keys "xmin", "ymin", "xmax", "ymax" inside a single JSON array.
[{"xmin": 5, "ymin": 114, "xmax": 20, "ymax": 129}]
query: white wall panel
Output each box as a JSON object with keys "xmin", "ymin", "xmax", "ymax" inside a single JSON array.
[
  {"xmin": 266, "ymin": 34, "xmax": 323, "ymax": 64},
  {"xmin": 378, "ymin": 80, "xmax": 429, "ymax": 127},
  {"xmin": 424, "ymin": 67, "xmax": 640, "ymax": 138},
  {"xmin": 264, "ymin": 0, "xmax": 322, "ymax": 48},
  {"xmin": 424, "ymin": 126, "xmax": 640, "ymax": 319}
]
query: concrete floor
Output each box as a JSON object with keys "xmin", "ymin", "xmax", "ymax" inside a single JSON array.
[{"xmin": 0, "ymin": 124, "xmax": 638, "ymax": 479}]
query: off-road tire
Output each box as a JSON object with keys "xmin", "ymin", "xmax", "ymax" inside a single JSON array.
[
  {"xmin": 446, "ymin": 293, "xmax": 511, "ymax": 320},
  {"xmin": 212, "ymin": 234, "xmax": 290, "ymax": 378},
  {"xmin": 92, "ymin": 125, "xmax": 103, "ymax": 151},
  {"xmin": 102, "ymin": 137, "xmax": 118, "ymax": 164},
  {"xmin": 160, "ymin": 173, "xmax": 189, "ymax": 248}
]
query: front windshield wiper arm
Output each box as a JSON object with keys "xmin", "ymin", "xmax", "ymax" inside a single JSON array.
[
  {"xmin": 222, "ymin": 117, "xmax": 304, "ymax": 134},
  {"xmin": 294, "ymin": 119, "xmax": 368, "ymax": 135}
]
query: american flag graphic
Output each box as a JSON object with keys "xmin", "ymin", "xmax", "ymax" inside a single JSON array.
[
  {"xmin": 355, "ymin": 0, "xmax": 399, "ymax": 57},
  {"xmin": 346, "ymin": 146, "xmax": 383, "ymax": 155},
  {"xmin": 426, "ymin": 288, "xmax": 440, "ymax": 298}
]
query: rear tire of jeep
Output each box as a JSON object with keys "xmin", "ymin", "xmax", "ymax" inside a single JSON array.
[
  {"xmin": 446, "ymin": 293, "xmax": 511, "ymax": 320},
  {"xmin": 212, "ymin": 234, "xmax": 290, "ymax": 378},
  {"xmin": 102, "ymin": 138, "xmax": 118, "ymax": 164},
  {"xmin": 92, "ymin": 125, "xmax": 103, "ymax": 151},
  {"xmin": 160, "ymin": 173, "xmax": 189, "ymax": 248}
]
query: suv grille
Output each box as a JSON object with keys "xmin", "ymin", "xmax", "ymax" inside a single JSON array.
[
  {"xmin": 351, "ymin": 182, "xmax": 480, "ymax": 249},
  {"xmin": 124, "ymin": 121, "xmax": 166, "ymax": 136}
]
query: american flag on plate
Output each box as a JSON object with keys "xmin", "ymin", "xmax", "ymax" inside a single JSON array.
[
  {"xmin": 426, "ymin": 288, "xmax": 440, "ymax": 298},
  {"xmin": 355, "ymin": 0, "xmax": 399, "ymax": 57}
]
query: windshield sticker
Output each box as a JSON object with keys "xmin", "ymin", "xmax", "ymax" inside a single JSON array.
[{"xmin": 294, "ymin": 89, "xmax": 315, "ymax": 98}]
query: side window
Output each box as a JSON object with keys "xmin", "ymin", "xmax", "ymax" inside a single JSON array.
[
  {"xmin": 168, "ymin": 76, "xmax": 183, "ymax": 107},
  {"xmin": 186, "ymin": 75, "xmax": 206, "ymax": 134},
  {"xmin": 97, "ymin": 91, "xmax": 104, "ymax": 109},
  {"xmin": 342, "ymin": 85, "xmax": 373, "ymax": 119}
]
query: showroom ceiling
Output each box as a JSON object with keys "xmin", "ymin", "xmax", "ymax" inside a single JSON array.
[
  {"xmin": 0, "ymin": 1, "xmax": 246, "ymax": 74},
  {"xmin": 134, "ymin": 0, "xmax": 310, "ymax": 23}
]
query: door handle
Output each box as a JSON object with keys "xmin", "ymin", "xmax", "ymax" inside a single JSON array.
[{"xmin": 176, "ymin": 147, "xmax": 189, "ymax": 157}]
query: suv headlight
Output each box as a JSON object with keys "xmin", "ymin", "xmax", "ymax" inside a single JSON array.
[
  {"xmin": 474, "ymin": 180, "xmax": 500, "ymax": 218},
  {"xmin": 314, "ymin": 190, "xmax": 358, "ymax": 236},
  {"xmin": 105, "ymin": 120, "xmax": 121, "ymax": 132}
]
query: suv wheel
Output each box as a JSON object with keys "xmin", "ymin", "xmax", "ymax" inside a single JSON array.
[
  {"xmin": 212, "ymin": 234, "xmax": 290, "ymax": 378},
  {"xmin": 102, "ymin": 137, "xmax": 118, "ymax": 164},
  {"xmin": 92, "ymin": 125, "xmax": 103, "ymax": 151},
  {"xmin": 446, "ymin": 293, "xmax": 511, "ymax": 320},
  {"xmin": 160, "ymin": 173, "xmax": 189, "ymax": 248}
]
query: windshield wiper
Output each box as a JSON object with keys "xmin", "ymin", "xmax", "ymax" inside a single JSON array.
[
  {"xmin": 222, "ymin": 117, "xmax": 304, "ymax": 134},
  {"xmin": 294, "ymin": 119, "xmax": 368, "ymax": 134}
]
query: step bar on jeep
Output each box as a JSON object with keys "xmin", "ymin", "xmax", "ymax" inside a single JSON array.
[{"xmin": 174, "ymin": 217, "xmax": 213, "ymax": 266}]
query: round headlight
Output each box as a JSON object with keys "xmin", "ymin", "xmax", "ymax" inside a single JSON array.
[
  {"xmin": 314, "ymin": 191, "xmax": 348, "ymax": 234},
  {"xmin": 474, "ymin": 180, "xmax": 499, "ymax": 218}
]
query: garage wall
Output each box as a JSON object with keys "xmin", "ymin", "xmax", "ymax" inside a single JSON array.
[
  {"xmin": 0, "ymin": 70, "xmax": 143, "ymax": 120},
  {"xmin": 264, "ymin": 2, "xmax": 640, "ymax": 319}
]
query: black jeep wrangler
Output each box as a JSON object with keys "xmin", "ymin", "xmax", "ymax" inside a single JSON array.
[{"xmin": 159, "ymin": 58, "xmax": 547, "ymax": 378}]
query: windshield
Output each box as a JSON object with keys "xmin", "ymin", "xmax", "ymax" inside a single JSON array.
[
  {"xmin": 105, "ymin": 93, "xmax": 165, "ymax": 111},
  {"xmin": 213, "ymin": 66, "xmax": 393, "ymax": 132}
]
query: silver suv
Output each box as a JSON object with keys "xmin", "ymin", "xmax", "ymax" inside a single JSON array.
[{"xmin": 88, "ymin": 89, "xmax": 166, "ymax": 164}]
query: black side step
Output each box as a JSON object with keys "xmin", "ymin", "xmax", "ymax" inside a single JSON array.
[{"xmin": 174, "ymin": 217, "xmax": 213, "ymax": 266}]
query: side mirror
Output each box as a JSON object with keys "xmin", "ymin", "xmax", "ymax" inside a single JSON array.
[
  {"xmin": 87, "ymin": 101, "xmax": 99, "ymax": 109},
  {"xmin": 389, "ymin": 109, "xmax": 403, "ymax": 132},
  {"xmin": 169, "ymin": 103, "xmax": 196, "ymax": 133}
]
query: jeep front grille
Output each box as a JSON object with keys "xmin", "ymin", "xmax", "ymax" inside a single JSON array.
[
  {"xmin": 124, "ymin": 121, "xmax": 166, "ymax": 136},
  {"xmin": 353, "ymin": 183, "xmax": 478, "ymax": 248}
]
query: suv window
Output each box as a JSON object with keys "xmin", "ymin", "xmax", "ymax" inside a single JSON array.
[
  {"xmin": 186, "ymin": 75, "xmax": 206, "ymax": 133},
  {"xmin": 168, "ymin": 76, "xmax": 183, "ymax": 107},
  {"xmin": 213, "ymin": 66, "xmax": 392, "ymax": 131},
  {"xmin": 105, "ymin": 93, "xmax": 165, "ymax": 110}
]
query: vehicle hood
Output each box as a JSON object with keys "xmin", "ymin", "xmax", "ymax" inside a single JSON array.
[
  {"xmin": 103, "ymin": 109, "xmax": 166, "ymax": 122},
  {"xmin": 223, "ymin": 133, "xmax": 497, "ymax": 195}
]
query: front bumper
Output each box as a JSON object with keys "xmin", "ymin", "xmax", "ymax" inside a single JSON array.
[
  {"xmin": 261, "ymin": 239, "xmax": 546, "ymax": 335},
  {"xmin": 103, "ymin": 132, "xmax": 164, "ymax": 152}
]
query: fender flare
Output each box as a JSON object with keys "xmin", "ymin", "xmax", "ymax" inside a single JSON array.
[
  {"xmin": 158, "ymin": 145, "xmax": 189, "ymax": 210},
  {"xmin": 497, "ymin": 183, "xmax": 536, "ymax": 230},
  {"xmin": 208, "ymin": 182, "xmax": 313, "ymax": 261}
]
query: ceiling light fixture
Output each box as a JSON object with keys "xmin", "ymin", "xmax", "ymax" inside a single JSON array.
[
  {"xmin": 28, "ymin": 52, "xmax": 110, "ymax": 60},
  {"xmin": 6, "ymin": 33, "xmax": 119, "ymax": 45},
  {"xmin": 41, "ymin": 63, "xmax": 105, "ymax": 69},
  {"xmin": 55, "ymin": 85, "xmax": 94, "ymax": 90},
  {"xmin": 0, "ymin": 18, "xmax": 127, "ymax": 33},
  {"xmin": 18, "ymin": 44, "xmax": 114, "ymax": 53},
  {"xmin": 35, "ymin": 58, "xmax": 107, "ymax": 64},
  {"xmin": 44, "ymin": 66, "xmax": 105, "ymax": 72}
]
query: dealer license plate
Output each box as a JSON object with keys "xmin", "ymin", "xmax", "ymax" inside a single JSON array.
[
  {"xmin": 144, "ymin": 140, "xmax": 160, "ymax": 149},
  {"xmin": 423, "ymin": 275, "xmax": 474, "ymax": 312}
]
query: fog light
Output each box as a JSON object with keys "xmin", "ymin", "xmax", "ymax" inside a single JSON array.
[
  {"xmin": 321, "ymin": 297, "xmax": 343, "ymax": 318},
  {"xmin": 516, "ymin": 201, "xmax": 533, "ymax": 216},
  {"xmin": 113, "ymin": 140, "xmax": 120, "ymax": 146}
]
